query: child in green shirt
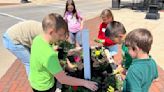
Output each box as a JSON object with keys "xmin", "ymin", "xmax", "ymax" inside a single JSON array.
[
  {"xmin": 123, "ymin": 28, "xmax": 158, "ymax": 92},
  {"xmin": 29, "ymin": 13, "xmax": 98, "ymax": 92},
  {"xmin": 122, "ymin": 44, "xmax": 132, "ymax": 70}
]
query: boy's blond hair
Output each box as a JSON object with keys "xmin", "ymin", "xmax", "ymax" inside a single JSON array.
[
  {"xmin": 42, "ymin": 13, "xmax": 68, "ymax": 37},
  {"xmin": 101, "ymin": 9, "xmax": 114, "ymax": 21},
  {"xmin": 125, "ymin": 28, "xmax": 153, "ymax": 54}
]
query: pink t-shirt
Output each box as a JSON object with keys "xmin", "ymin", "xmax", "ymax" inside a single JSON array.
[{"xmin": 64, "ymin": 11, "xmax": 83, "ymax": 33}]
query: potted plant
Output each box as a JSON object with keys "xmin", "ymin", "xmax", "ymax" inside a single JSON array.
[{"xmin": 58, "ymin": 45, "xmax": 123, "ymax": 92}]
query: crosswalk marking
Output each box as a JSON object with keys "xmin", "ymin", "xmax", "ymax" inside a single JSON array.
[{"xmin": 0, "ymin": 12, "xmax": 26, "ymax": 21}]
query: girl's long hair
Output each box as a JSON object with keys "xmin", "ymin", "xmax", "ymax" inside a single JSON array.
[{"xmin": 64, "ymin": 0, "xmax": 79, "ymax": 20}]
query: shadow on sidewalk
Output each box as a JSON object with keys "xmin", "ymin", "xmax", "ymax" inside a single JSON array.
[{"xmin": 0, "ymin": 3, "xmax": 20, "ymax": 6}]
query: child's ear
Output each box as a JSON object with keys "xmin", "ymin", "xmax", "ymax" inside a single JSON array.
[
  {"xmin": 134, "ymin": 46, "xmax": 140, "ymax": 52},
  {"xmin": 122, "ymin": 34, "xmax": 126, "ymax": 40},
  {"xmin": 49, "ymin": 28, "xmax": 55, "ymax": 35},
  {"xmin": 49, "ymin": 31, "xmax": 53, "ymax": 35}
]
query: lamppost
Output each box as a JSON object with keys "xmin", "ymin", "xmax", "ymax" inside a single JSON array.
[
  {"xmin": 145, "ymin": 0, "xmax": 160, "ymax": 19},
  {"xmin": 112, "ymin": 0, "xmax": 120, "ymax": 9},
  {"xmin": 21, "ymin": 0, "xmax": 30, "ymax": 3}
]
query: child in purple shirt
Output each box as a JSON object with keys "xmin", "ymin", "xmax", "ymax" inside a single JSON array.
[{"xmin": 64, "ymin": 0, "xmax": 83, "ymax": 47}]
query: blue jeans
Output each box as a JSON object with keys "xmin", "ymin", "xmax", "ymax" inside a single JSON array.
[
  {"xmin": 105, "ymin": 44, "xmax": 118, "ymax": 56},
  {"xmin": 69, "ymin": 31, "xmax": 82, "ymax": 46},
  {"xmin": 2, "ymin": 32, "xmax": 30, "ymax": 76}
]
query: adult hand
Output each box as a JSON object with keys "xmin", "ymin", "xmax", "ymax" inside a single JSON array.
[{"xmin": 83, "ymin": 80, "xmax": 98, "ymax": 91}]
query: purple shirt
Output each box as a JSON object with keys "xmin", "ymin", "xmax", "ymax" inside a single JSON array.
[{"xmin": 64, "ymin": 11, "xmax": 83, "ymax": 33}]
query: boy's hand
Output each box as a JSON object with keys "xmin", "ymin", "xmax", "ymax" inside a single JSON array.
[
  {"xmin": 94, "ymin": 39, "xmax": 105, "ymax": 43},
  {"xmin": 66, "ymin": 59, "xmax": 77, "ymax": 69},
  {"xmin": 117, "ymin": 65, "xmax": 124, "ymax": 73},
  {"xmin": 113, "ymin": 65, "xmax": 124, "ymax": 74},
  {"xmin": 83, "ymin": 80, "xmax": 98, "ymax": 91},
  {"xmin": 53, "ymin": 45, "xmax": 59, "ymax": 51}
]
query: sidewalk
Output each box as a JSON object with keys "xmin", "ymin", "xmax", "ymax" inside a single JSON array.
[
  {"xmin": 0, "ymin": 0, "xmax": 20, "ymax": 4},
  {"xmin": 0, "ymin": 0, "xmax": 59, "ymax": 7},
  {"xmin": 0, "ymin": 0, "xmax": 59, "ymax": 4},
  {"xmin": 0, "ymin": 17, "xmax": 163, "ymax": 92}
]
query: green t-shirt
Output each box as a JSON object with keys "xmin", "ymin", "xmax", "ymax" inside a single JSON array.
[
  {"xmin": 29, "ymin": 35, "xmax": 63, "ymax": 91},
  {"xmin": 122, "ymin": 44, "xmax": 132, "ymax": 70},
  {"xmin": 123, "ymin": 57, "xmax": 158, "ymax": 92}
]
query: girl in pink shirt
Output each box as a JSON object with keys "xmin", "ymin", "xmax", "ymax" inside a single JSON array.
[{"xmin": 64, "ymin": 0, "xmax": 83, "ymax": 47}]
